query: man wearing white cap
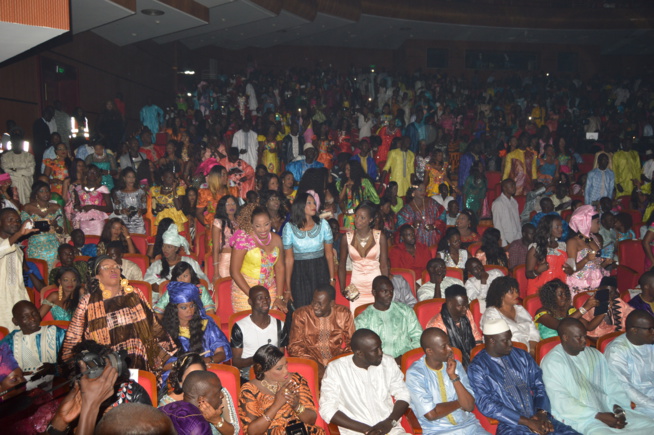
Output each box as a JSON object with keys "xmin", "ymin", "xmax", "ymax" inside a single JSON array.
[
  {"xmin": 286, "ymin": 143, "xmax": 324, "ymax": 183},
  {"xmin": 468, "ymin": 318, "xmax": 579, "ymax": 434}
]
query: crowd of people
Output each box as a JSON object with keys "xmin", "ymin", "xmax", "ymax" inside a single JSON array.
[{"xmin": 0, "ymin": 66, "xmax": 654, "ymax": 434}]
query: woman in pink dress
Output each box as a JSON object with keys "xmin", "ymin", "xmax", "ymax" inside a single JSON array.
[
  {"xmin": 338, "ymin": 201, "xmax": 389, "ymax": 314},
  {"xmin": 71, "ymin": 164, "xmax": 113, "ymax": 235},
  {"xmin": 566, "ymin": 205, "xmax": 611, "ymax": 294}
]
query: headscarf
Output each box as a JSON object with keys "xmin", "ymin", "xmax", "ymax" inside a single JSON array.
[
  {"xmin": 162, "ymin": 224, "xmax": 190, "ymax": 254},
  {"xmin": 167, "ymin": 281, "xmax": 206, "ymax": 319},
  {"xmin": 0, "ymin": 343, "xmax": 19, "ymax": 382},
  {"xmin": 0, "ymin": 173, "xmax": 11, "ymax": 184},
  {"xmin": 306, "ymin": 189, "xmax": 321, "ymax": 211},
  {"xmin": 569, "ymin": 205, "xmax": 597, "ymax": 238}
]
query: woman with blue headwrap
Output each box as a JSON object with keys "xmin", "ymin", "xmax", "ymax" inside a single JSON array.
[{"xmin": 161, "ymin": 281, "xmax": 231, "ymax": 383}]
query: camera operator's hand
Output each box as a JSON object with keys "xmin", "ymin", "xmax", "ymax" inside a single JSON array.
[
  {"xmin": 77, "ymin": 362, "xmax": 118, "ymax": 435},
  {"xmin": 50, "ymin": 383, "xmax": 82, "ymax": 431},
  {"xmin": 30, "ymin": 363, "xmax": 56, "ymax": 381}
]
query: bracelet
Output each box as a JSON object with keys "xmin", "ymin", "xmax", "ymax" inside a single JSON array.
[
  {"xmin": 125, "ymin": 236, "xmax": 131, "ymax": 239},
  {"xmin": 213, "ymin": 418, "xmax": 225, "ymax": 428},
  {"xmin": 329, "ymin": 278, "xmax": 336, "ymax": 282},
  {"xmin": 262, "ymin": 413, "xmax": 272, "ymax": 423},
  {"xmin": 579, "ymin": 307, "xmax": 588, "ymax": 315},
  {"xmin": 46, "ymin": 424, "xmax": 70, "ymax": 435},
  {"xmin": 450, "ymin": 376, "xmax": 460, "ymax": 383},
  {"xmin": 295, "ymin": 404, "xmax": 305, "ymax": 414}
]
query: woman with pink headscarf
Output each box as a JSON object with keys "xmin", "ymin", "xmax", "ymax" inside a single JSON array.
[{"xmin": 566, "ymin": 205, "xmax": 611, "ymax": 294}]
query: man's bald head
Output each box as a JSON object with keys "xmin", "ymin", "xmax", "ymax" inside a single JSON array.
[
  {"xmin": 95, "ymin": 403, "xmax": 176, "ymax": 435},
  {"xmin": 420, "ymin": 327, "xmax": 448, "ymax": 351},
  {"xmin": 557, "ymin": 317, "xmax": 584, "ymax": 336},
  {"xmin": 183, "ymin": 370, "xmax": 221, "ymax": 401},
  {"xmin": 351, "ymin": 328, "xmax": 379, "ymax": 352}
]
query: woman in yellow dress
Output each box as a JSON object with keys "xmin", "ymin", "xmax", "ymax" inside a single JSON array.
[
  {"xmin": 259, "ymin": 125, "xmax": 280, "ymax": 174},
  {"xmin": 229, "ymin": 203, "xmax": 289, "ymax": 313},
  {"xmin": 425, "ymin": 148, "xmax": 454, "ymax": 197},
  {"xmin": 150, "ymin": 168, "xmax": 187, "ymax": 232}
]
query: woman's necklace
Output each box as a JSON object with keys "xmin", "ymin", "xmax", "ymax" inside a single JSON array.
[
  {"xmin": 36, "ymin": 202, "xmax": 49, "ymax": 214},
  {"xmin": 261, "ymin": 379, "xmax": 280, "ymax": 394},
  {"xmin": 256, "ymin": 232, "xmax": 272, "ymax": 246},
  {"xmin": 356, "ymin": 230, "xmax": 371, "ymax": 246},
  {"xmin": 413, "ymin": 198, "xmax": 426, "ymax": 219}
]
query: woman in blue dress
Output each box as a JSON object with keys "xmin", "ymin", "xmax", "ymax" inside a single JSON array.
[
  {"xmin": 160, "ymin": 281, "xmax": 231, "ymax": 385},
  {"xmin": 39, "ymin": 267, "xmax": 83, "ymax": 321},
  {"xmin": 282, "ymin": 192, "xmax": 334, "ymax": 308},
  {"xmin": 20, "ymin": 181, "xmax": 65, "ymax": 269}
]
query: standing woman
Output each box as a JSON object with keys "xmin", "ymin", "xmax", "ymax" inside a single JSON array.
[
  {"xmin": 61, "ymin": 255, "xmax": 177, "ymax": 371},
  {"xmin": 43, "ymin": 142, "xmax": 70, "ymax": 196},
  {"xmin": 196, "ymin": 165, "xmax": 232, "ymax": 229},
  {"xmin": 71, "ymin": 164, "xmax": 113, "ymax": 235},
  {"xmin": 425, "ymin": 148, "xmax": 453, "ymax": 197},
  {"xmin": 151, "ymin": 168, "xmax": 187, "ymax": 232},
  {"xmin": 282, "ymin": 192, "xmax": 334, "ymax": 308},
  {"xmin": 21, "ymin": 181, "xmax": 65, "ymax": 269},
  {"xmin": 338, "ymin": 201, "xmax": 389, "ymax": 314},
  {"xmin": 382, "ymin": 181, "xmax": 404, "ymax": 214},
  {"xmin": 396, "ymin": 182, "xmax": 446, "ymax": 247},
  {"xmin": 85, "ymin": 139, "xmax": 117, "ymax": 190},
  {"xmin": 212, "ymin": 195, "xmax": 239, "ymax": 280},
  {"xmin": 438, "ymin": 228, "xmax": 468, "ymax": 269},
  {"xmin": 112, "ymin": 167, "xmax": 147, "ymax": 234},
  {"xmin": 261, "ymin": 190, "xmax": 288, "ymax": 235},
  {"xmin": 230, "ymin": 204, "xmax": 288, "ymax": 313},
  {"xmin": 280, "ymin": 171, "xmax": 296, "ymax": 203},
  {"xmin": 337, "ymin": 160, "xmax": 379, "ymax": 229},
  {"xmin": 526, "ymin": 215, "xmax": 572, "ymax": 296},
  {"xmin": 566, "ymin": 205, "xmax": 611, "ymax": 294},
  {"xmin": 260, "ymin": 125, "xmax": 280, "ymax": 174}
]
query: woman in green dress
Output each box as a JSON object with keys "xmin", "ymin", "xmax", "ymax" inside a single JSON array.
[
  {"xmin": 20, "ymin": 181, "xmax": 65, "ymax": 269},
  {"xmin": 337, "ymin": 160, "xmax": 379, "ymax": 229},
  {"xmin": 462, "ymin": 160, "xmax": 487, "ymax": 215}
]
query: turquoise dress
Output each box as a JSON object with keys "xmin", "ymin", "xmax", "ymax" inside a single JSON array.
[
  {"xmin": 41, "ymin": 299, "xmax": 73, "ymax": 321},
  {"xmin": 21, "ymin": 209, "xmax": 64, "ymax": 269}
]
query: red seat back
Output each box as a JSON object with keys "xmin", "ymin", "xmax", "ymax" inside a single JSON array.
[
  {"xmin": 514, "ymin": 195, "xmax": 526, "ymax": 214},
  {"xmin": 400, "ymin": 347, "xmax": 462, "ymax": 375},
  {"xmin": 354, "ymin": 303, "xmax": 373, "ymax": 318},
  {"xmin": 413, "ymin": 299, "xmax": 445, "ymax": 329},
  {"xmin": 123, "ymin": 253, "xmax": 150, "ymax": 276},
  {"xmin": 470, "ymin": 299, "xmax": 482, "ymax": 329},
  {"xmin": 445, "ymin": 267, "xmax": 464, "ymax": 280},
  {"xmin": 27, "ymin": 258, "xmax": 49, "ymax": 286},
  {"xmin": 618, "ymin": 240, "xmax": 645, "ymax": 275},
  {"xmin": 130, "ymin": 234, "xmax": 148, "ymax": 255},
  {"xmin": 287, "ymin": 358, "xmax": 326, "ymax": 430},
  {"xmin": 522, "ymin": 294, "xmax": 541, "ymax": 318},
  {"xmin": 136, "ymin": 370, "xmax": 158, "ymax": 406},
  {"xmin": 467, "ymin": 242, "xmax": 482, "ymax": 257},
  {"xmin": 597, "ymin": 331, "xmax": 624, "ymax": 353},
  {"xmin": 85, "ymin": 235, "xmax": 101, "ymax": 244},
  {"xmin": 40, "ymin": 320, "xmax": 70, "ymax": 329},
  {"xmin": 535, "ymin": 336, "xmax": 560, "ymax": 365},
  {"xmin": 573, "ymin": 291, "xmax": 593, "ymax": 309},
  {"xmin": 130, "ymin": 280, "xmax": 152, "ymax": 304},
  {"xmin": 390, "ymin": 268, "xmax": 416, "ymax": 297},
  {"xmin": 214, "ymin": 277, "xmax": 234, "ymax": 332},
  {"xmin": 470, "ymin": 342, "xmax": 527, "ymax": 361},
  {"xmin": 207, "ymin": 363, "xmax": 242, "ymax": 433},
  {"xmin": 0, "ymin": 327, "xmax": 9, "ymax": 340}
]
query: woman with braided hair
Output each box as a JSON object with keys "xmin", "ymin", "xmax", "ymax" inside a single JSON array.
[
  {"xmin": 230, "ymin": 203, "xmax": 288, "ymax": 312},
  {"xmin": 61, "ymin": 255, "xmax": 178, "ymax": 372}
]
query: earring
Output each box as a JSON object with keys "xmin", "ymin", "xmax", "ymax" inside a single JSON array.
[
  {"xmin": 121, "ymin": 278, "xmax": 134, "ymax": 294},
  {"xmin": 58, "ymin": 285, "xmax": 63, "ymax": 301}
]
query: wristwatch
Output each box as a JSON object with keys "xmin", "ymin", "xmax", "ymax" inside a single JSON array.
[
  {"xmin": 46, "ymin": 424, "xmax": 70, "ymax": 435},
  {"xmin": 390, "ymin": 419, "xmax": 399, "ymax": 428},
  {"xmin": 450, "ymin": 376, "xmax": 461, "ymax": 383}
]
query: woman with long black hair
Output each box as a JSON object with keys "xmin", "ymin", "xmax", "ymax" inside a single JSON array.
[
  {"xmin": 281, "ymin": 192, "xmax": 334, "ymax": 308},
  {"xmin": 337, "ymin": 160, "xmax": 379, "ymax": 229},
  {"xmin": 212, "ymin": 194, "xmax": 239, "ymax": 280}
]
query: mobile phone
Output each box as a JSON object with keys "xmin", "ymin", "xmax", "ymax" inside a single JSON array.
[
  {"xmin": 594, "ymin": 289, "xmax": 609, "ymax": 316},
  {"xmin": 34, "ymin": 221, "xmax": 50, "ymax": 233}
]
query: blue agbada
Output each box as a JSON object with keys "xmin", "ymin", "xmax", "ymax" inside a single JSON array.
[
  {"xmin": 468, "ymin": 348, "xmax": 579, "ymax": 435},
  {"xmin": 164, "ymin": 282, "xmax": 232, "ymax": 371}
]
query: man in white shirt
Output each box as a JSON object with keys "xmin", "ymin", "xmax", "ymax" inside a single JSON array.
[
  {"xmin": 604, "ymin": 310, "xmax": 654, "ymax": 418},
  {"xmin": 231, "ymin": 119, "xmax": 259, "ymax": 169},
  {"xmin": 230, "ymin": 286, "xmax": 285, "ymax": 381},
  {"xmin": 492, "ymin": 179, "xmax": 521, "ymax": 247},
  {"xmin": 464, "ymin": 258, "xmax": 505, "ymax": 313},
  {"xmin": 320, "ymin": 329, "xmax": 411, "ymax": 435},
  {"xmin": 418, "ymin": 258, "xmax": 464, "ymax": 301}
]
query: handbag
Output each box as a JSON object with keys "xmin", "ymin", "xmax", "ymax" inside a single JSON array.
[{"xmin": 285, "ymin": 419, "xmax": 308, "ymax": 435}]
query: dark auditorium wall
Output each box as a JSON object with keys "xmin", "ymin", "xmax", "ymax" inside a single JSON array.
[{"xmin": 0, "ymin": 32, "xmax": 179, "ymax": 142}]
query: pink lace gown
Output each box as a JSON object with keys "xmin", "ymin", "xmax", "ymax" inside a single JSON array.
[
  {"xmin": 346, "ymin": 230, "xmax": 382, "ymax": 314},
  {"xmin": 566, "ymin": 247, "xmax": 609, "ymax": 294},
  {"xmin": 71, "ymin": 184, "xmax": 110, "ymax": 235}
]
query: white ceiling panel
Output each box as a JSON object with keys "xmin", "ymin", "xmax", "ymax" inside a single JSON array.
[
  {"xmin": 0, "ymin": 22, "xmax": 67, "ymax": 64},
  {"xmin": 92, "ymin": 0, "xmax": 207, "ymax": 46},
  {"xmin": 154, "ymin": 0, "xmax": 275, "ymax": 45},
  {"xmin": 71, "ymin": 0, "xmax": 133, "ymax": 34}
]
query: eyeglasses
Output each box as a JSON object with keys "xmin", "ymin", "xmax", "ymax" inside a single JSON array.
[
  {"xmin": 632, "ymin": 326, "xmax": 654, "ymax": 332},
  {"xmin": 99, "ymin": 265, "xmax": 122, "ymax": 272}
]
